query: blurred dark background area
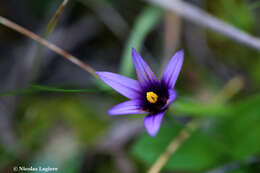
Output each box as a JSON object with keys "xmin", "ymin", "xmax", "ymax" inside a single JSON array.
[{"xmin": 1, "ymin": 0, "xmax": 260, "ymax": 173}]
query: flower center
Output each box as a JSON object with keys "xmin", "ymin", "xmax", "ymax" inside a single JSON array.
[{"xmin": 146, "ymin": 91, "xmax": 158, "ymax": 104}]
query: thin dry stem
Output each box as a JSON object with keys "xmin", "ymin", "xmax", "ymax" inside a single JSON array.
[
  {"xmin": 32, "ymin": 0, "xmax": 70, "ymax": 80},
  {"xmin": 0, "ymin": 16, "xmax": 97, "ymax": 78},
  {"xmin": 148, "ymin": 120, "xmax": 198, "ymax": 173},
  {"xmin": 214, "ymin": 75, "xmax": 244, "ymax": 103},
  {"xmin": 46, "ymin": 0, "xmax": 69, "ymax": 35},
  {"xmin": 147, "ymin": 0, "xmax": 260, "ymax": 51}
]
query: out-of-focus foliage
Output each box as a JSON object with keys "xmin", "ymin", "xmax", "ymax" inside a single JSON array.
[
  {"xmin": 120, "ymin": 6, "xmax": 163, "ymax": 76},
  {"xmin": 209, "ymin": 0, "xmax": 254, "ymax": 31},
  {"xmin": 207, "ymin": 0, "xmax": 260, "ymax": 88},
  {"xmin": 17, "ymin": 96, "xmax": 108, "ymax": 147},
  {"xmin": 27, "ymin": 0, "xmax": 56, "ymax": 18},
  {"xmin": 132, "ymin": 122, "xmax": 226, "ymax": 171},
  {"xmin": 132, "ymin": 94, "xmax": 260, "ymax": 171},
  {"xmin": 1, "ymin": 0, "xmax": 260, "ymax": 172},
  {"xmin": 171, "ymin": 98, "xmax": 230, "ymax": 117}
]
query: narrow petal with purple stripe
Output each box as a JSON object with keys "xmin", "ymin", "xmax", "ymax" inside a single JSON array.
[
  {"xmin": 108, "ymin": 100, "xmax": 145, "ymax": 115},
  {"xmin": 161, "ymin": 50, "xmax": 184, "ymax": 90},
  {"xmin": 96, "ymin": 72, "xmax": 142, "ymax": 99},
  {"xmin": 144, "ymin": 111, "xmax": 165, "ymax": 137},
  {"xmin": 132, "ymin": 48, "xmax": 159, "ymax": 86}
]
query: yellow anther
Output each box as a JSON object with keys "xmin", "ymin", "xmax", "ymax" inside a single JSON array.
[{"xmin": 146, "ymin": 91, "xmax": 158, "ymax": 103}]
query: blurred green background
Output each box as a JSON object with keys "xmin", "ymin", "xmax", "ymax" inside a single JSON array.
[{"xmin": 0, "ymin": 0, "xmax": 260, "ymax": 172}]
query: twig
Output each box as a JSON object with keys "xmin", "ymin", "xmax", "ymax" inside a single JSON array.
[
  {"xmin": 0, "ymin": 16, "xmax": 97, "ymax": 78},
  {"xmin": 147, "ymin": 0, "xmax": 260, "ymax": 51},
  {"xmin": 148, "ymin": 120, "xmax": 199, "ymax": 173}
]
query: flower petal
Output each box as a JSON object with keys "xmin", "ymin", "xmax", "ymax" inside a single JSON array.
[
  {"xmin": 161, "ymin": 90, "xmax": 178, "ymax": 110},
  {"xmin": 144, "ymin": 111, "xmax": 165, "ymax": 137},
  {"xmin": 162, "ymin": 50, "xmax": 184, "ymax": 90},
  {"xmin": 132, "ymin": 48, "xmax": 159, "ymax": 86},
  {"xmin": 96, "ymin": 72, "xmax": 141, "ymax": 99},
  {"xmin": 108, "ymin": 100, "xmax": 145, "ymax": 115},
  {"xmin": 168, "ymin": 90, "xmax": 178, "ymax": 105}
]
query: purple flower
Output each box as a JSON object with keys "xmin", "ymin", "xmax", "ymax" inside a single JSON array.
[{"xmin": 96, "ymin": 48, "xmax": 184, "ymax": 137}]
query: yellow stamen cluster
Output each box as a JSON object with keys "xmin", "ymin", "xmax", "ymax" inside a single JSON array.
[{"xmin": 146, "ymin": 91, "xmax": 158, "ymax": 103}]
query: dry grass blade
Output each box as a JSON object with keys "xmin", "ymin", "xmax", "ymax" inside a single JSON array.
[
  {"xmin": 160, "ymin": 11, "xmax": 181, "ymax": 75},
  {"xmin": 32, "ymin": 0, "xmax": 70, "ymax": 80},
  {"xmin": 148, "ymin": 120, "xmax": 199, "ymax": 173},
  {"xmin": 0, "ymin": 16, "xmax": 97, "ymax": 78},
  {"xmin": 147, "ymin": 0, "xmax": 260, "ymax": 51},
  {"xmin": 214, "ymin": 75, "xmax": 244, "ymax": 103},
  {"xmin": 45, "ymin": 0, "xmax": 69, "ymax": 36}
]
